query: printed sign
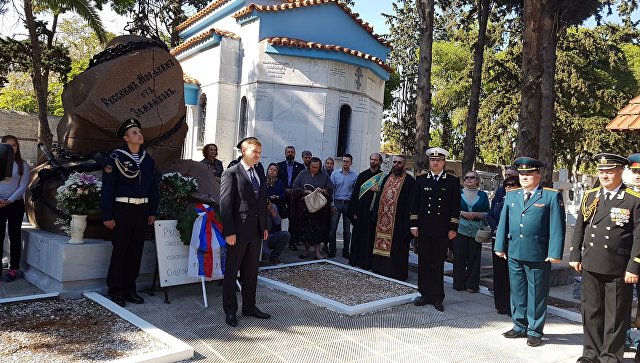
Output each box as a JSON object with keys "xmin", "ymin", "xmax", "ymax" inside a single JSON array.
[{"xmin": 154, "ymin": 220, "xmax": 200, "ymax": 287}]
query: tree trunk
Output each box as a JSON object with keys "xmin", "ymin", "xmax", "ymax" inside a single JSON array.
[
  {"xmin": 517, "ymin": 0, "xmax": 544, "ymax": 159},
  {"xmin": 24, "ymin": 0, "xmax": 54, "ymax": 153},
  {"xmin": 539, "ymin": 4, "xmax": 558, "ymax": 186},
  {"xmin": 415, "ymin": 0, "xmax": 435, "ymax": 170},
  {"xmin": 462, "ymin": 0, "xmax": 490, "ymax": 173}
]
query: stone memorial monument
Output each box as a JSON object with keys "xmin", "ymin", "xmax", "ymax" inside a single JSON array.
[{"xmin": 26, "ymin": 35, "xmax": 218, "ymax": 238}]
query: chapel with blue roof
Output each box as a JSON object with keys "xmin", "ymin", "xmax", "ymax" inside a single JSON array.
[{"xmin": 172, "ymin": 0, "xmax": 392, "ymax": 169}]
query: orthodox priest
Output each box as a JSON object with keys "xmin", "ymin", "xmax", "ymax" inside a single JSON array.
[
  {"xmin": 347, "ymin": 153, "xmax": 383, "ymax": 269},
  {"xmin": 371, "ymin": 155, "xmax": 415, "ymax": 281}
]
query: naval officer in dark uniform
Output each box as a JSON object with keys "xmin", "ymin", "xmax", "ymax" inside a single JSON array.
[
  {"xmin": 570, "ymin": 153, "xmax": 640, "ymax": 363},
  {"xmin": 101, "ymin": 118, "xmax": 160, "ymax": 307},
  {"xmin": 410, "ymin": 147, "xmax": 461, "ymax": 312},
  {"xmin": 495, "ymin": 157, "xmax": 565, "ymax": 348}
]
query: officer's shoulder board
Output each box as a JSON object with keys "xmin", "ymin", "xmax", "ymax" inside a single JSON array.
[
  {"xmin": 417, "ymin": 170, "xmax": 429, "ymax": 177},
  {"xmin": 543, "ymin": 187, "xmax": 559, "ymax": 193},
  {"xmin": 446, "ymin": 172, "xmax": 457, "ymax": 178},
  {"xmin": 626, "ymin": 189, "xmax": 640, "ymax": 199},
  {"xmin": 506, "ymin": 188, "xmax": 520, "ymax": 194},
  {"xmin": 584, "ymin": 187, "xmax": 599, "ymax": 195}
]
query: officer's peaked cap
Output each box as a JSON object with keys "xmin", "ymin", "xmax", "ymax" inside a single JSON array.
[
  {"xmin": 116, "ymin": 118, "xmax": 141, "ymax": 139},
  {"xmin": 513, "ymin": 156, "xmax": 544, "ymax": 172},
  {"xmin": 594, "ymin": 153, "xmax": 628, "ymax": 170},
  {"xmin": 426, "ymin": 147, "xmax": 449, "ymax": 159}
]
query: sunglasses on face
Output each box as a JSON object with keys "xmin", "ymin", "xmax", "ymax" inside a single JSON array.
[
  {"xmin": 392, "ymin": 161, "xmax": 404, "ymax": 164},
  {"xmin": 464, "ymin": 176, "xmax": 477, "ymax": 180}
]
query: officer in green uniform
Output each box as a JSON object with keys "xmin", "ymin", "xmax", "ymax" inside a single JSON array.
[
  {"xmin": 101, "ymin": 118, "xmax": 160, "ymax": 307},
  {"xmin": 495, "ymin": 156, "xmax": 566, "ymax": 347},
  {"xmin": 570, "ymin": 153, "xmax": 640, "ymax": 363}
]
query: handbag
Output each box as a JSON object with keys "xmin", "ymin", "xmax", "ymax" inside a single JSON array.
[
  {"xmin": 302, "ymin": 184, "xmax": 327, "ymax": 213},
  {"xmin": 474, "ymin": 225, "xmax": 493, "ymax": 243}
]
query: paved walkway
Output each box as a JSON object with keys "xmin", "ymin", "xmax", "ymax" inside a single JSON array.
[{"xmin": 2, "ymin": 233, "xmax": 637, "ymax": 362}]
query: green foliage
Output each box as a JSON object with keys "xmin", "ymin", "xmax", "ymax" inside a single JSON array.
[
  {"xmin": 157, "ymin": 173, "xmax": 199, "ymax": 245},
  {"xmin": 0, "ymin": 73, "xmax": 37, "ymax": 113},
  {"xmin": 0, "ymin": 17, "xmax": 109, "ymax": 115},
  {"xmin": 552, "ymin": 25, "xmax": 640, "ymax": 172}
]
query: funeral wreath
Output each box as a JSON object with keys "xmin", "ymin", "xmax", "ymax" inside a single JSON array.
[{"xmin": 157, "ymin": 172, "xmax": 198, "ymax": 244}]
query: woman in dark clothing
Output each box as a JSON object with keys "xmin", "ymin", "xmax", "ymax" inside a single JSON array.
[
  {"xmin": 453, "ymin": 170, "xmax": 490, "ymax": 293},
  {"xmin": 291, "ymin": 157, "xmax": 334, "ymax": 259},
  {"xmin": 201, "ymin": 143, "xmax": 224, "ymax": 178},
  {"xmin": 266, "ymin": 163, "xmax": 287, "ymax": 217},
  {"xmin": 487, "ymin": 171, "xmax": 520, "ymax": 315}
]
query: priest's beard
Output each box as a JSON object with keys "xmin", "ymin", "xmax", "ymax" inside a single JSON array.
[{"xmin": 391, "ymin": 166, "xmax": 404, "ymax": 176}]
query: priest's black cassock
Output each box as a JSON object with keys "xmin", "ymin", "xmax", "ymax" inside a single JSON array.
[
  {"xmin": 347, "ymin": 168, "xmax": 383, "ymax": 270},
  {"xmin": 370, "ymin": 172, "xmax": 415, "ymax": 281}
]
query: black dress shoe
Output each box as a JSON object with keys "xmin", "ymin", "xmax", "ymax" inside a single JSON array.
[
  {"xmin": 111, "ymin": 294, "xmax": 126, "ymax": 307},
  {"xmin": 125, "ymin": 292, "xmax": 145, "ymax": 304},
  {"xmin": 327, "ymin": 252, "xmax": 336, "ymax": 258},
  {"xmin": 289, "ymin": 245, "xmax": 299, "ymax": 251},
  {"xmin": 413, "ymin": 296, "xmax": 429, "ymax": 306},
  {"xmin": 433, "ymin": 301, "xmax": 444, "ymax": 312},
  {"xmin": 299, "ymin": 254, "xmax": 309, "ymax": 259},
  {"xmin": 502, "ymin": 329, "xmax": 527, "ymax": 338},
  {"xmin": 576, "ymin": 357, "xmax": 594, "ymax": 363},
  {"xmin": 225, "ymin": 314, "xmax": 238, "ymax": 327},
  {"xmin": 342, "ymin": 252, "xmax": 350, "ymax": 258},
  {"xmin": 242, "ymin": 308, "xmax": 271, "ymax": 319},
  {"xmin": 526, "ymin": 336, "xmax": 542, "ymax": 347}
]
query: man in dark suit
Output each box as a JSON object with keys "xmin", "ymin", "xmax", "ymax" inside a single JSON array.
[
  {"xmin": 276, "ymin": 146, "xmax": 305, "ymax": 189},
  {"xmin": 495, "ymin": 157, "xmax": 566, "ymax": 348},
  {"xmin": 220, "ymin": 137, "xmax": 270, "ymax": 327},
  {"xmin": 410, "ymin": 147, "xmax": 461, "ymax": 312},
  {"xmin": 570, "ymin": 153, "xmax": 640, "ymax": 363},
  {"xmin": 276, "ymin": 146, "xmax": 305, "ymax": 251}
]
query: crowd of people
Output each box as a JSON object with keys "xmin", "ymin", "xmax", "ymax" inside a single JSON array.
[{"xmin": 4, "ymin": 119, "xmax": 640, "ymax": 363}]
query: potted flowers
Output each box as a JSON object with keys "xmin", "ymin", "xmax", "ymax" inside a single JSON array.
[
  {"xmin": 157, "ymin": 172, "xmax": 199, "ymax": 245},
  {"xmin": 55, "ymin": 172, "xmax": 102, "ymax": 244}
]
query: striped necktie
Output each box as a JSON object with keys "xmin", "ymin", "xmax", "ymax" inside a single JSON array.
[{"xmin": 249, "ymin": 167, "xmax": 259, "ymax": 195}]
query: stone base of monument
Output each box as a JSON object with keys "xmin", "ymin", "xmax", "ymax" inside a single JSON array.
[
  {"xmin": 258, "ymin": 260, "xmax": 419, "ymax": 316},
  {"xmin": 8, "ymin": 225, "xmax": 156, "ymax": 298}
]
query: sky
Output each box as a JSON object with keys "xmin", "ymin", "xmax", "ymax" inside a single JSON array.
[
  {"xmin": 0, "ymin": 1, "xmax": 637, "ymax": 41},
  {"xmin": 1, "ymin": 0, "xmax": 393, "ymax": 37}
]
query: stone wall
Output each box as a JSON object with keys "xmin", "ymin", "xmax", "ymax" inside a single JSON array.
[{"xmin": 0, "ymin": 110, "xmax": 60, "ymax": 166}]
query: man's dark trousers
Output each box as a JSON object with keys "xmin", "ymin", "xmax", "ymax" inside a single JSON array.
[
  {"xmin": 581, "ymin": 269, "xmax": 632, "ymax": 363},
  {"xmin": 417, "ymin": 234, "xmax": 448, "ymax": 303},
  {"xmin": 107, "ymin": 202, "xmax": 148, "ymax": 294}
]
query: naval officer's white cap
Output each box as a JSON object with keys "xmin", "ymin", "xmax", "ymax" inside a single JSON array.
[{"xmin": 426, "ymin": 147, "xmax": 449, "ymax": 159}]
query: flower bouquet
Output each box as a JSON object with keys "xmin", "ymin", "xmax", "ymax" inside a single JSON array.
[
  {"xmin": 54, "ymin": 172, "xmax": 102, "ymax": 236},
  {"xmin": 157, "ymin": 172, "xmax": 199, "ymax": 244}
]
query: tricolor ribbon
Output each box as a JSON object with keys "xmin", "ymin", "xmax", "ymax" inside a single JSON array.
[{"xmin": 194, "ymin": 203, "xmax": 226, "ymax": 278}]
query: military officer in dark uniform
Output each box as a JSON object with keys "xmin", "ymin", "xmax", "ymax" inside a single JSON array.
[
  {"xmin": 495, "ymin": 157, "xmax": 565, "ymax": 348},
  {"xmin": 570, "ymin": 153, "xmax": 640, "ymax": 363},
  {"xmin": 410, "ymin": 147, "xmax": 461, "ymax": 312},
  {"xmin": 101, "ymin": 118, "xmax": 160, "ymax": 307}
]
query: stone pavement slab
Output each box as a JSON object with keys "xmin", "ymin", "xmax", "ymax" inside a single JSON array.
[{"xmin": 120, "ymin": 279, "xmax": 611, "ymax": 363}]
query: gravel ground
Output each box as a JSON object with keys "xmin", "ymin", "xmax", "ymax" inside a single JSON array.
[
  {"xmin": 0, "ymin": 298, "xmax": 168, "ymax": 363},
  {"xmin": 260, "ymin": 262, "xmax": 416, "ymax": 306}
]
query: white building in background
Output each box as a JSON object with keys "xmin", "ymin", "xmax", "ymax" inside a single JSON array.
[{"xmin": 173, "ymin": 0, "xmax": 391, "ymax": 171}]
